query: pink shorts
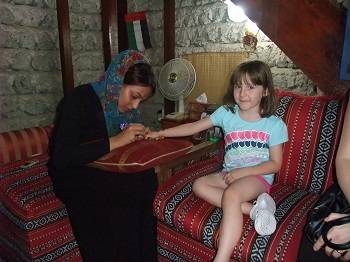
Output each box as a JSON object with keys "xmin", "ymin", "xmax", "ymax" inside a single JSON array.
[
  {"xmin": 254, "ymin": 175, "xmax": 272, "ymax": 193},
  {"xmin": 220, "ymin": 172, "xmax": 271, "ymax": 193}
]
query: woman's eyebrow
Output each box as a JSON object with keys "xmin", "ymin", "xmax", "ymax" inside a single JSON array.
[{"xmin": 134, "ymin": 91, "xmax": 146, "ymax": 100}]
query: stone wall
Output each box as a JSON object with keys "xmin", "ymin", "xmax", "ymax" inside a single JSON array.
[
  {"xmin": 0, "ymin": 0, "xmax": 61, "ymax": 131},
  {"xmin": 0, "ymin": 0, "xmax": 347, "ymax": 132},
  {"xmin": 0, "ymin": 0, "xmax": 105, "ymax": 132}
]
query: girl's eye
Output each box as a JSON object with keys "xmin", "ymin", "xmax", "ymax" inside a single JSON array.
[
  {"xmin": 234, "ymin": 85, "xmax": 241, "ymax": 89},
  {"xmin": 248, "ymin": 85, "xmax": 255, "ymax": 89}
]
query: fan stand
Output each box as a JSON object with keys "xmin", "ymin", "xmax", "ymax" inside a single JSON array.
[
  {"xmin": 165, "ymin": 96, "xmax": 186, "ymax": 120},
  {"xmin": 176, "ymin": 95, "xmax": 185, "ymax": 113}
]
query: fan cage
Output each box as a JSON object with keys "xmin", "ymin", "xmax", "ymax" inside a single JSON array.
[{"xmin": 158, "ymin": 58, "xmax": 196, "ymax": 102}]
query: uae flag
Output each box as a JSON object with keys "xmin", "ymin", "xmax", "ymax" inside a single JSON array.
[{"xmin": 125, "ymin": 12, "xmax": 152, "ymax": 51}]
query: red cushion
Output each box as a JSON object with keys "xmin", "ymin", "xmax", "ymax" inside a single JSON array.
[
  {"xmin": 0, "ymin": 155, "xmax": 81, "ymax": 260},
  {"xmin": 275, "ymin": 90, "xmax": 348, "ymax": 193},
  {"xmin": 0, "ymin": 126, "xmax": 52, "ymax": 165},
  {"xmin": 91, "ymin": 139, "xmax": 193, "ymax": 173}
]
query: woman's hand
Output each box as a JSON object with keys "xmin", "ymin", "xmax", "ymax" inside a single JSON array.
[
  {"xmin": 313, "ymin": 213, "xmax": 350, "ymax": 261},
  {"xmin": 109, "ymin": 124, "xmax": 148, "ymax": 150},
  {"xmin": 123, "ymin": 124, "xmax": 148, "ymax": 141}
]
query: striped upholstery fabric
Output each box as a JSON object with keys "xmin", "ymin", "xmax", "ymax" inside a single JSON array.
[
  {"xmin": 0, "ymin": 126, "xmax": 52, "ymax": 165},
  {"xmin": 154, "ymin": 91, "xmax": 348, "ymax": 261},
  {"xmin": 0, "ymin": 126, "xmax": 82, "ymax": 261}
]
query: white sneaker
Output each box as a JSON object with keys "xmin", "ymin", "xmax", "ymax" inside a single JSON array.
[
  {"xmin": 250, "ymin": 193, "xmax": 277, "ymax": 236},
  {"xmin": 254, "ymin": 209, "xmax": 277, "ymax": 235},
  {"xmin": 250, "ymin": 193, "xmax": 276, "ymax": 220}
]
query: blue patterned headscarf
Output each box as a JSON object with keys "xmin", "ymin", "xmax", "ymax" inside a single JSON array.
[{"xmin": 91, "ymin": 50, "xmax": 148, "ymax": 137}]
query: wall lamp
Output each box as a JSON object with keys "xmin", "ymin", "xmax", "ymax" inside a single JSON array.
[{"xmin": 224, "ymin": 0, "xmax": 247, "ymax": 23}]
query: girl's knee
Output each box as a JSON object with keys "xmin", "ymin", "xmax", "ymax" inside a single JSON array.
[
  {"xmin": 192, "ymin": 178, "xmax": 203, "ymax": 196},
  {"xmin": 223, "ymin": 186, "xmax": 241, "ymax": 202}
]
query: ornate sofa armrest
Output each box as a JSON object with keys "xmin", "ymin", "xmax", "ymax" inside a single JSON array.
[{"xmin": 155, "ymin": 140, "xmax": 223, "ymax": 184}]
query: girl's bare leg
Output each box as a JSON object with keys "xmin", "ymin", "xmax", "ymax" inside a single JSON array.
[
  {"xmin": 192, "ymin": 172, "xmax": 227, "ymax": 207},
  {"xmin": 213, "ymin": 176, "xmax": 265, "ymax": 262},
  {"xmin": 241, "ymin": 201, "xmax": 254, "ymax": 215}
]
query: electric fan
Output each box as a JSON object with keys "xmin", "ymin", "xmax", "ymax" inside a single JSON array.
[{"xmin": 158, "ymin": 58, "xmax": 196, "ymax": 118}]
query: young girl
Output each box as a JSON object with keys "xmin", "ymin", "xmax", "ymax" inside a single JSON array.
[{"xmin": 147, "ymin": 60, "xmax": 288, "ymax": 261}]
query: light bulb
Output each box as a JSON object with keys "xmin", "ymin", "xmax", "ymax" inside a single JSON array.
[{"xmin": 224, "ymin": 0, "xmax": 247, "ymax": 23}]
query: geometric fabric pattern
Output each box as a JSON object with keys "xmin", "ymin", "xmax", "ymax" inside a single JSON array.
[
  {"xmin": 0, "ymin": 126, "xmax": 82, "ymax": 261},
  {"xmin": 274, "ymin": 90, "xmax": 347, "ymax": 194}
]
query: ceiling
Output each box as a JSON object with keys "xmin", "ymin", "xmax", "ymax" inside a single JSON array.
[{"xmin": 232, "ymin": 0, "xmax": 350, "ymax": 95}]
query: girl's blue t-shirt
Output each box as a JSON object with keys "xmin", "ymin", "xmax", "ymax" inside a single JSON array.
[{"xmin": 210, "ymin": 105, "xmax": 288, "ymax": 184}]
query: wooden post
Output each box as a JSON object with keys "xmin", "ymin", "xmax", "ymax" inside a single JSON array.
[
  {"xmin": 163, "ymin": 0, "xmax": 175, "ymax": 114},
  {"xmin": 101, "ymin": 0, "xmax": 128, "ymax": 70},
  {"xmin": 56, "ymin": 0, "xmax": 74, "ymax": 95},
  {"xmin": 117, "ymin": 0, "xmax": 128, "ymax": 52}
]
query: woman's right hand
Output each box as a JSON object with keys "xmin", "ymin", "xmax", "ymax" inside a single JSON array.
[
  {"xmin": 109, "ymin": 124, "xmax": 147, "ymax": 150},
  {"xmin": 313, "ymin": 213, "xmax": 350, "ymax": 261}
]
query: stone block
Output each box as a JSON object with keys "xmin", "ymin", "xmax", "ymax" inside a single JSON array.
[
  {"xmin": 0, "ymin": 73, "xmax": 16, "ymax": 95},
  {"xmin": 32, "ymin": 72, "xmax": 62, "ymax": 93},
  {"xmin": 71, "ymin": 31, "xmax": 102, "ymax": 51},
  {"xmin": 148, "ymin": 11, "xmax": 163, "ymax": 30},
  {"xmin": 18, "ymin": 95, "xmax": 50, "ymax": 115},
  {"xmin": 6, "ymin": 0, "xmax": 56, "ymax": 9},
  {"xmin": 70, "ymin": 0, "xmax": 100, "ymax": 13},
  {"xmin": 70, "ymin": 13, "xmax": 101, "ymax": 31},
  {"xmin": 0, "ymin": 49, "xmax": 32, "ymax": 70},
  {"xmin": 74, "ymin": 70, "xmax": 101, "ymax": 86},
  {"xmin": 13, "ymin": 74, "xmax": 36, "ymax": 94},
  {"xmin": 0, "ymin": 25, "xmax": 57, "ymax": 50},
  {"xmin": 0, "ymin": 96, "xmax": 23, "ymax": 118},
  {"xmin": 31, "ymin": 51, "xmax": 59, "ymax": 71},
  {"xmin": 0, "ymin": 3, "xmax": 57, "ymax": 28},
  {"xmin": 73, "ymin": 51, "xmax": 104, "ymax": 71}
]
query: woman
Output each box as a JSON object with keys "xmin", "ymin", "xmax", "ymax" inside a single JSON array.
[
  {"xmin": 298, "ymin": 95, "xmax": 350, "ymax": 262},
  {"xmin": 49, "ymin": 50, "xmax": 157, "ymax": 261}
]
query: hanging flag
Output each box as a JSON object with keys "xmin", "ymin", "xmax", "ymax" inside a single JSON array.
[{"xmin": 125, "ymin": 11, "xmax": 152, "ymax": 51}]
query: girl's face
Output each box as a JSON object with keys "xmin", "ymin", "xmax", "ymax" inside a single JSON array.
[
  {"xmin": 118, "ymin": 84, "xmax": 152, "ymax": 112},
  {"xmin": 233, "ymin": 75, "xmax": 267, "ymax": 115}
]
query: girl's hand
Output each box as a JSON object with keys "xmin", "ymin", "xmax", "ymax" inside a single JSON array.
[
  {"xmin": 145, "ymin": 131, "xmax": 164, "ymax": 140},
  {"xmin": 313, "ymin": 213, "xmax": 350, "ymax": 261},
  {"xmin": 223, "ymin": 168, "xmax": 244, "ymax": 185}
]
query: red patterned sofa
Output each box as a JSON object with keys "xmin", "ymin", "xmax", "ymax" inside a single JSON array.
[
  {"xmin": 0, "ymin": 126, "xmax": 82, "ymax": 261},
  {"xmin": 153, "ymin": 90, "xmax": 349, "ymax": 261}
]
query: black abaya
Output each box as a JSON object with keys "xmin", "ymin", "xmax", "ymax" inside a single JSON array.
[{"xmin": 49, "ymin": 85, "xmax": 158, "ymax": 261}]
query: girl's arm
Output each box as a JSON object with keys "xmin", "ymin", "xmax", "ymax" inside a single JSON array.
[
  {"xmin": 147, "ymin": 117, "xmax": 213, "ymax": 139},
  {"xmin": 336, "ymin": 101, "xmax": 350, "ymax": 202},
  {"xmin": 224, "ymin": 144, "xmax": 283, "ymax": 184}
]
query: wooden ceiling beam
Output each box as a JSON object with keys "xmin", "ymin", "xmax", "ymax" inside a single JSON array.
[{"xmin": 233, "ymin": 0, "xmax": 350, "ymax": 95}]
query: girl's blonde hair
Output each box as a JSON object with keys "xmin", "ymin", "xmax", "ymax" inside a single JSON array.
[{"xmin": 226, "ymin": 60, "xmax": 276, "ymax": 117}]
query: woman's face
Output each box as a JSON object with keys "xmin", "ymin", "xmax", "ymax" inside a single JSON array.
[{"xmin": 118, "ymin": 84, "xmax": 152, "ymax": 112}]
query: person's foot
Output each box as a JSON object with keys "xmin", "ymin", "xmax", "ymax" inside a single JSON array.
[{"xmin": 250, "ymin": 193, "xmax": 277, "ymax": 236}]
